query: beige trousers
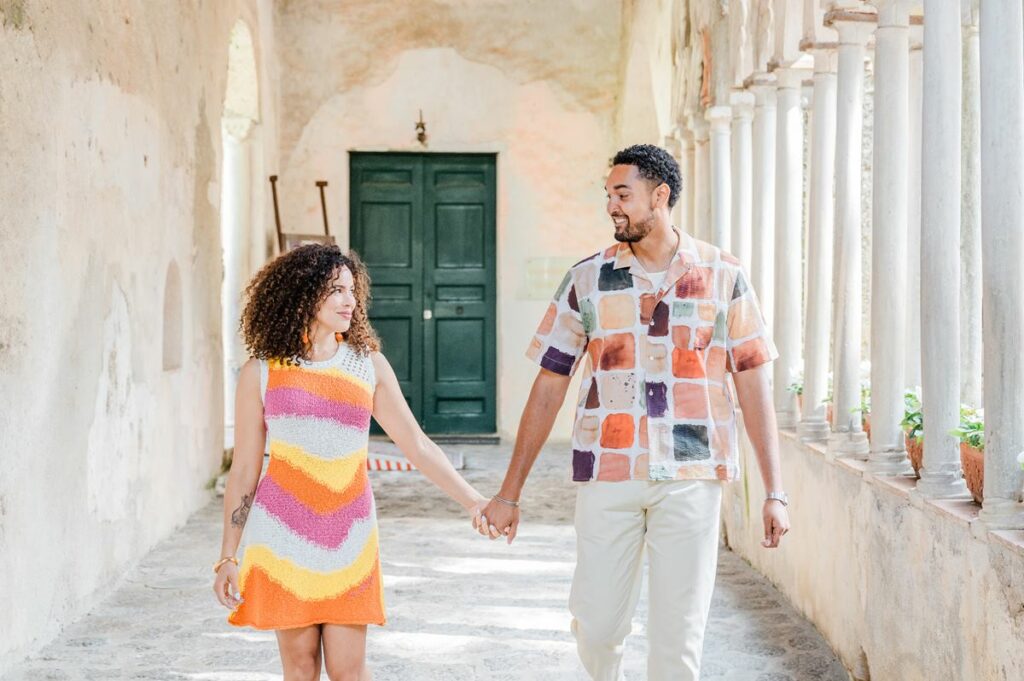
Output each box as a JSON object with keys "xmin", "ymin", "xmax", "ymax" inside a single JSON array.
[{"xmin": 569, "ymin": 480, "xmax": 723, "ymax": 681}]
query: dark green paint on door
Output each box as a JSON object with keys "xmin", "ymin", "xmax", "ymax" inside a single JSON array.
[{"xmin": 350, "ymin": 153, "xmax": 497, "ymax": 434}]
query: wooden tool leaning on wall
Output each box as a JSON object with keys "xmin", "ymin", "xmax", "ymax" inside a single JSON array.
[{"xmin": 269, "ymin": 175, "xmax": 336, "ymax": 252}]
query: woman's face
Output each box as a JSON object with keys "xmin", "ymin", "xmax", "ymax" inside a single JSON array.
[{"xmin": 316, "ymin": 266, "xmax": 357, "ymax": 334}]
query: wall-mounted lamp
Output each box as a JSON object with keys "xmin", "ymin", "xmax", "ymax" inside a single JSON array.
[{"xmin": 415, "ymin": 109, "xmax": 428, "ymax": 147}]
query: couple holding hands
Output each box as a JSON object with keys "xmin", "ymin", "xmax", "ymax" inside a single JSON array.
[{"xmin": 213, "ymin": 144, "xmax": 789, "ymax": 681}]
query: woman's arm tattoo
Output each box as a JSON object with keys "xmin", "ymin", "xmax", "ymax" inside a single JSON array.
[{"xmin": 230, "ymin": 492, "xmax": 255, "ymax": 528}]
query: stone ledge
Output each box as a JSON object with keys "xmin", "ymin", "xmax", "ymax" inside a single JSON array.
[{"xmin": 776, "ymin": 427, "xmax": 1018, "ymax": 551}]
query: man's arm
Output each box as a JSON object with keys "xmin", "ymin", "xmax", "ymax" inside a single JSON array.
[
  {"xmin": 477, "ymin": 368, "xmax": 572, "ymax": 543},
  {"xmin": 732, "ymin": 364, "xmax": 790, "ymax": 548}
]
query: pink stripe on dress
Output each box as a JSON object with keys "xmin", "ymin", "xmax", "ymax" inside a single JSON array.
[
  {"xmin": 264, "ymin": 387, "xmax": 372, "ymax": 430},
  {"xmin": 254, "ymin": 476, "xmax": 372, "ymax": 549}
]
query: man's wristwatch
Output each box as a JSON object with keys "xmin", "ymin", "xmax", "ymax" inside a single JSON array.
[{"xmin": 765, "ymin": 492, "xmax": 789, "ymax": 506}]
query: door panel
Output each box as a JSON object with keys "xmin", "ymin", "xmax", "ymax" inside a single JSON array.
[
  {"xmin": 350, "ymin": 155, "xmax": 424, "ymax": 427},
  {"xmin": 350, "ymin": 153, "xmax": 496, "ymax": 434}
]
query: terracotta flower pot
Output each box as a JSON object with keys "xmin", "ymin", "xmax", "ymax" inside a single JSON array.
[
  {"xmin": 960, "ymin": 442, "xmax": 984, "ymax": 504},
  {"xmin": 863, "ymin": 414, "xmax": 871, "ymax": 442},
  {"xmin": 905, "ymin": 434, "xmax": 923, "ymax": 478}
]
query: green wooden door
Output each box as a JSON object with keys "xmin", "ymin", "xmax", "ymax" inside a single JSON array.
[{"xmin": 350, "ymin": 153, "xmax": 497, "ymax": 434}]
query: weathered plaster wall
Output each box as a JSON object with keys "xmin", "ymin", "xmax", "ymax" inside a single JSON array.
[
  {"xmin": 0, "ymin": 1, "xmax": 279, "ymax": 671},
  {"xmin": 276, "ymin": 0, "xmax": 682, "ymax": 440},
  {"xmin": 724, "ymin": 425, "xmax": 1024, "ymax": 681}
]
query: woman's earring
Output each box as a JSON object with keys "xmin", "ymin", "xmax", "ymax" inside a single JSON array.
[
  {"xmin": 335, "ymin": 332, "xmax": 344, "ymax": 342},
  {"xmin": 302, "ymin": 331, "xmax": 309, "ymax": 345}
]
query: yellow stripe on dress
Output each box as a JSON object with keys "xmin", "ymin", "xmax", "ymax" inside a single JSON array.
[
  {"xmin": 239, "ymin": 530, "xmax": 381, "ymax": 601},
  {"xmin": 270, "ymin": 441, "xmax": 368, "ymax": 492}
]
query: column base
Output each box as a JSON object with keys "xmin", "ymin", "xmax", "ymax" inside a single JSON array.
[
  {"xmin": 798, "ymin": 417, "xmax": 831, "ymax": 443},
  {"xmin": 829, "ymin": 429, "xmax": 869, "ymax": 460},
  {"xmin": 776, "ymin": 408, "xmax": 799, "ymax": 430},
  {"xmin": 867, "ymin": 447, "xmax": 914, "ymax": 476},
  {"xmin": 917, "ymin": 463, "xmax": 971, "ymax": 499},
  {"xmin": 979, "ymin": 497, "xmax": 1024, "ymax": 530}
]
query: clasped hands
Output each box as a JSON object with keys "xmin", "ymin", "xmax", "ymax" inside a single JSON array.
[{"xmin": 470, "ymin": 495, "xmax": 520, "ymax": 544}]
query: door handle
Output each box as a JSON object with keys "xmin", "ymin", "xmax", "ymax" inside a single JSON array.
[{"xmin": 423, "ymin": 309, "xmax": 433, "ymax": 320}]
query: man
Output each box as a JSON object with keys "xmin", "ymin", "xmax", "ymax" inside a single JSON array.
[{"xmin": 477, "ymin": 144, "xmax": 790, "ymax": 680}]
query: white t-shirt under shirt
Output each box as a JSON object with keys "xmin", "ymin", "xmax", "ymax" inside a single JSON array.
[{"xmin": 646, "ymin": 270, "xmax": 668, "ymax": 291}]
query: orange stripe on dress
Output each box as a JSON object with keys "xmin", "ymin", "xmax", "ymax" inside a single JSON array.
[
  {"xmin": 267, "ymin": 368, "xmax": 373, "ymax": 411},
  {"xmin": 266, "ymin": 457, "xmax": 369, "ymax": 515},
  {"xmin": 229, "ymin": 561, "xmax": 386, "ymax": 630}
]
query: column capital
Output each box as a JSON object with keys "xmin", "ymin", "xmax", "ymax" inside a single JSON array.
[
  {"xmin": 771, "ymin": 64, "xmax": 813, "ymax": 90},
  {"xmin": 826, "ymin": 10, "xmax": 878, "ymax": 46},
  {"xmin": 868, "ymin": 0, "xmax": 913, "ymax": 27},
  {"xmin": 706, "ymin": 106, "xmax": 733, "ymax": 134},
  {"xmin": 744, "ymin": 71, "xmax": 777, "ymax": 91},
  {"xmin": 729, "ymin": 91, "xmax": 756, "ymax": 120}
]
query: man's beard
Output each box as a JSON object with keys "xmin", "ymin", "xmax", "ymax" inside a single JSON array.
[{"xmin": 613, "ymin": 212, "xmax": 657, "ymax": 243}]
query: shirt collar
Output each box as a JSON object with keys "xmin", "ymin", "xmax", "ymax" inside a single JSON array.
[
  {"xmin": 612, "ymin": 228, "xmax": 697, "ymax": 297},
  {"xmin": 612, "ymin": 228, "xmax": 697, "ymax": 271}
]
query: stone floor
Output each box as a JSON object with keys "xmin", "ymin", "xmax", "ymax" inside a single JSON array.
[{"xmin": 4, "ymin": 443, "xmax": 849, "ymax": 681}]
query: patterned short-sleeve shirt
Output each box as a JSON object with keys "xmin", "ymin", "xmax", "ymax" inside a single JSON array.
[{"xmin": 526, "ymin": 230, "xmax": 777, "ymax": 482}]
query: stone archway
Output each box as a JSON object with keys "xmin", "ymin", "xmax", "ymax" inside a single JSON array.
[{"xmin": 220, "ymin": 19, "xmax": 260, "ymax": 448}]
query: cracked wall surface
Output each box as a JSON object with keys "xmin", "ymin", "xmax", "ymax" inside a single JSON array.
[{"xmin": 0, "ymin": 1, "xmax": 280, "ymax": 672}]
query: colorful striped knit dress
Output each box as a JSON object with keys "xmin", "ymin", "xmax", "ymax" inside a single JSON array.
[{"xmin": 229, "ymin": 342, "xmax": 385, "ymax": 629}]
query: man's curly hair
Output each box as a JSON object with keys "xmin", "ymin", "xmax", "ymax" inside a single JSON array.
[
  {"xmin": 240, "ymin": 244, "xmax": 380, "ymax": 363},
  {"xmin": 612, "ymin": 144, "xmax": 682, "ymax": 208}
]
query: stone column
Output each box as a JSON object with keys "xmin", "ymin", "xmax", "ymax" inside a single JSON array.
[
  {"xmin": 707, "ymin": 106, "xmax": 733, "ymax": 250},
  {"xmin": 979, "ymin": 0, "xmax": 1024, "ymax": 528},
  {"xmin": 826, "ymin": 10, "xmax": 874, "ymax": 459},
  {"xmin": 679, "ymin": 131, "xmax": 694, "ymax": 233},
  {"xmin": 917, "ymin": 0, "xmax": 970, "ymax": 498},
  {"xmin": 748, "ymin": 78, "xmax": 778, "ymax": 333},
  {"xmin": 730, "ymin": 91, "xmax": 755, "ymax": 268},
  {"xmin": 773, "ymin": 66, "xmax": 808, "ymax": 429},
  {"xmin": 220, "ymin": 119, "xmax": 254, "ymax": 447},
  {"xmin": 960, "ymin": 0, "xmax": 983, "ymax": 408},
  {"xmin": 905, "ymin": 23, "xmax": 923, "ymax": 390},
  {"xmin": 665, "ymin": 133, "xmax": 685, "ymax": 230},
  {"xmin": 799, "ymin": 45, "xmax": 839, "ymax": 444},
  {"xmin": 684, "ymin": 130, "xmax": 697, "ymax": 234},
  {"xmin": 691, "ymin": 116, "xmax": 712, "ymax": 242},
  {"xmin": 867, "ymin": 0, "xmax": 912, "ymax": 476}
]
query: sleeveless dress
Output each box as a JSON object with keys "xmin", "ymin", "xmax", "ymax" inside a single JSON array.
[{"xmin": 229, "ymin": 343, "xmax": 386, "ymax": 629}]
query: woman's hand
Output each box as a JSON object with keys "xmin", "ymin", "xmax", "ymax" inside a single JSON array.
[{"xmin": 213, "ymin": 562, "xmax": 243, "ymax": 610}]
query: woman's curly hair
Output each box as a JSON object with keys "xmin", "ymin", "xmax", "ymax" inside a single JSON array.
[{"xmin": 240, "ymin": 244, "xmax": 380, "ymax": 363}]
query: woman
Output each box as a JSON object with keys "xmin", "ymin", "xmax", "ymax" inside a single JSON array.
[{"xmin": 213, "ymin": 244, "xmax": 487, "ymax": 680}]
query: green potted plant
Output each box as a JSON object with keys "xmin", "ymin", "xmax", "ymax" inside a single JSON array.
[
  {"xmin": 901, "ymin": 388, "xmax": 923, "ymax": 476},
  {"xmin": 951, "ymin": 406, "xmax": 984, "ymax": 504},
  {"xmin": 786, "ymin": 372, "xmax": 804, "ymax": 411}
]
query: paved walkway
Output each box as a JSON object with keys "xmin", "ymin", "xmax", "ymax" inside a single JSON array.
[{"xmin": 4, "ymin": 444, "xmax": 848, "ymax": 681}]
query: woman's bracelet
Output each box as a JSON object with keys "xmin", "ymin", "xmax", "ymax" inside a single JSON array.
[
  {"xmin": 213, "ymin": 556, "xmax": 238, "ymax": 573},
  {"xmin": 492, "ymin": 494, "xmax": 520, "ymax": 508}
]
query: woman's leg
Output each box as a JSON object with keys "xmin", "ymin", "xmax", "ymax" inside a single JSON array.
[
  {"xmin": 276, "ymin": 625, "xmax": 323, "ymax": 681},
  {"xmin": 321, "ymin": 624, "xmax": 370, "ymax": 681}
]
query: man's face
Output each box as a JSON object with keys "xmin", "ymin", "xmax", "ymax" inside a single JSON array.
[{"xmin": 605, "ymin": 164, "xmax": 665, "ymax": 243}]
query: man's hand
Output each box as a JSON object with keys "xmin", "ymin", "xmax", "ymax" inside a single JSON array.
[
  {"xmin": 762, "ymin": 500, "xmax": 790, "ymax": 548},
  {"xmin": 473, "ymin": 497, "xmax": 520, "ymax": 544}
]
